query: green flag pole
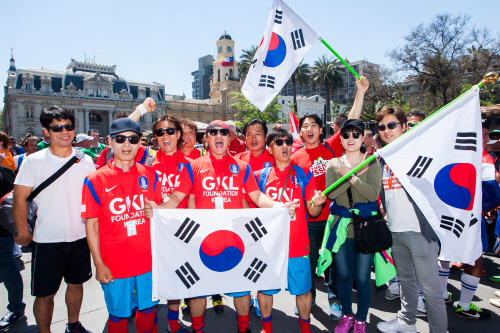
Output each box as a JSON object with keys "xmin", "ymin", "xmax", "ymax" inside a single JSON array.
[
  {"xmin": 312, "ymin": 72, "xmax": 499, "ymax": 203},
  {"xmin": 320, "ymin": 38, "xmax": 360, "ymax": 80}
]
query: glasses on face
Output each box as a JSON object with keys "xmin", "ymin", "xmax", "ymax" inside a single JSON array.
[
  {"xmin": 112, "ymin": 135, "xmax": 141, "ymax": 145},
  {"xmin": 208, "ymin": 128, "xmax": 230, "ymax": 137},
  {"xmin": 48, "ymin": 124, "xmax": 75, "ymax": 132},
  {"xmin": 407, "ymin": 122, "xmax": 420, "ymax": 128},
  {"xmin": 377, "ymin": 121, "xmax": 400, "ymax": 132},
  {"xmin": 341, "ymin": 132, "xmax": 361, "ymax": 139},
  {"xmin": 154, "ymin": 127, "xmax": 177, "ymax": 137},
  {"xmin": 274, "ymin": 138, "xmax": 294, "ymax": 146}
]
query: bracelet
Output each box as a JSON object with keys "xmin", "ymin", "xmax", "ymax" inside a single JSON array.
[
  {"xmin": 136, "ymin": 104, "xmax": 148, "ymax": 116},
  {"xmin": 348, "ymin": 173, "xmax": 356, "ymax": 180}
]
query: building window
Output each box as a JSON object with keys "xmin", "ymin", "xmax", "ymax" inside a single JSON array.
[
  {"xmin": 218, "ymin": 69, "xmax": 221, "ymax": 82},
  {"xmin": 25, "ymin": 83, "xmax": 32, "ymax": 90},
  {"xmin": 88, "ymin": 88, "xmax": 94, "ymax": 96},
  {"xmin": 103, "ymin": 90, "xmax": 108, "ymax": 97},
  {"xmin": 89, "ymin": 113, "xmax": 102, "ymax": 123},
  {"xmin": 25, "ymin": 105, "xmax": 34, "ymax": 118}
]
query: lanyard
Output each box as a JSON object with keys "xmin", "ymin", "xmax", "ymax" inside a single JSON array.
[{"xmin": 278, "ymin": 166, "xmax": 293, "ymax": 203}]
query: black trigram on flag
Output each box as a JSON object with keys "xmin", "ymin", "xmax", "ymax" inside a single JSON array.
[
  {"xmin": 245, "ymin": 217, "xmax": 268, "ymax": 241},
  {"xmin": 469, "ymin": 214, "xmax": 478, "ymax": 227},
  {"xmin": 251, "ymin": 58, "xmax": 258, "ymax": 68},
  {"xmin": 174, "ymin": 218, "xmax": 200, "ymax": 243},
  {"xmin": 274, "ymin": 9, "xmax": 283, "ymax": 24},
  {"xmin": 291, "ymin": 29, "xmax": 305, "ymax": 50},
  {"xmin": 244, "ymin": 258, "xmax": 268, "ymax": 283},
  {"xmin": 440, "ymin": 215, "xmax": 465, "ymax": 238},
  {"xmin": 407, "ymin": 156, "xmax": 433, "ymax": 178},
  {"xmin": 175, "ymin": 262, "xmax": 200, "ymax": 289},
  {"xmin": 259, "ymin": 75, "xmax": 275, "ymax": 89},
  {"xmin": 454, "ymin": 132, "xmax": 477, "ymax": 152}
]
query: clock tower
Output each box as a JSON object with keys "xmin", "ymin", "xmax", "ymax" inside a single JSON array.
[{"xmin": 209, "ymin": 32, "xmax": 242, "ymax": 106}]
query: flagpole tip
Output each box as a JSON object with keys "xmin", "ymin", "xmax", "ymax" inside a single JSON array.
[{"xmin": 481, "ymin": 72, "xmax": 499, "ymax": 86}]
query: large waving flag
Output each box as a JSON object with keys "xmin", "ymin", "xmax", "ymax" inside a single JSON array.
[
  {"xmin": 242, "ymin": 0, "xmax": 320, "ymax": 111},
  {"xmin": 378, "ymin": 87, "xmax": 483, "ymax": 265},
  {"xmin": 151, "ymin": 208, "xmax": 290, "ymax": 300},
  {"xmin": 289, "ymin": 108, "xmax": 299, "ymax": 137}
]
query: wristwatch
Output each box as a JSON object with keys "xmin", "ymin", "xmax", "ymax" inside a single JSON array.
[{"xmin": 348, "ymin": 173, "xmax": 356, "ymax": 180}]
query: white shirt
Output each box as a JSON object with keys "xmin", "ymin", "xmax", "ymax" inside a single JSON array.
[{"xmin": 14, "ymin": 148, "xmax": 96, "ymax": 243}]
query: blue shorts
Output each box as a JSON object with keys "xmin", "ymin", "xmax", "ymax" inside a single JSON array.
[
  {"xmin": 260, "ymin": 256, "xmax": 311, "ymax": 296},
  {"xmin": 225, "ymin": 291, "xmax": 251, "ymax": 298},
  {"xmin": 101, "ymin": 270, "xmax": 159, "ymax": 318}
]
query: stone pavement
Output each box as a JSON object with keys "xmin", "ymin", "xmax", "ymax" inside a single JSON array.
[{"xmin": 1, "ymin": 252, "xmax": 499, "ymax": 333}]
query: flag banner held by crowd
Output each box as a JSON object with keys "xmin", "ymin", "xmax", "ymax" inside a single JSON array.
[
  {"xmin": 377, "ymin": 87, "xmax": 482, "ymax": 265},
  {"xmin": 151, "ymin": 208, "xmax": 290, "ymax": 300},
  {"xmin": 289, "ymin": 108, "xmax": 299, "ymax": 138},
  {"xmin": 241, "ymin": 0, "xmax": 320, "ymax": 111}
]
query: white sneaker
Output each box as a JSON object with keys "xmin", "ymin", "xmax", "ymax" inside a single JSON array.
[{"xmin": 376, "ymin": 317, "xmax": 417, "ymax": 333}]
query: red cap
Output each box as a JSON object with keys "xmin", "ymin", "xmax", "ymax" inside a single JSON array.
[{"xmin": 206, "ymin": 120, "xmax": 229, "ymax": 131}]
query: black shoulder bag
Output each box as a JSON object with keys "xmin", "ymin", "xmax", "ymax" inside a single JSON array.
[{"xmin": 347, "ymin": 187, "xmax": 392, "ymax": 254}]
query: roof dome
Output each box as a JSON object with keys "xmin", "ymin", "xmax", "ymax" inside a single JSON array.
[{"xmin": 219, "ymin": 33, "xmax": 232, "ymax": 41}]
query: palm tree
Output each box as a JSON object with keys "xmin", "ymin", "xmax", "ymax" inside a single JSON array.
[
  {"xmin": 290, "ymin": 62, "xmax": 311, "ymax": 113},
  {"xmin": 311, "ymin": 56, "xmax": 343, "ymax": 135},
  {"xmin": 238, "ymin": 45, "xmax": 258, "ymax": 81}
]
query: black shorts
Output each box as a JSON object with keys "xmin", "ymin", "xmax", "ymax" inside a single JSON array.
[{"xmin": 31, "ymin": 237, "xmax": 92, "ymax": 297}]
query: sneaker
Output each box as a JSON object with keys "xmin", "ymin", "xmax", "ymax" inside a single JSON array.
[
  {"xmin": 237, "ymin": 329, "xmax": 251, "ymax": 333},
  {"xmin": 495, "ymin": 290, "xmax": 500, "ymax": 298},
  {"xmin": 455, "ymin": 303, "xmax": 491, "ymax": 320},
  {"xmin": 416, "ymin": 307, "xmax": 427, "ymax": 318},
  {"xmin": 490, "ymin": 298, "xmax": 500, "ymax": 308},
  {"xmin": 211, "ymin": 294, "xmax": 224, "ymax": 313},
  {"xmin": 451, "ymin": 262, "xmax": 463, "ymax": 269},
  {"xmin": 490, "ymin": 275, "xmax": 500, "ymax": 283},
  {"xmin": 254, "ymin": 297, "xmax": 261, "ymax": 317},
  {"xmin": 384, "ymin": 288, "xmax": 400, "ymax": 301},
  {"xmin": 0, "ymin": 311, "xmax": 24, "ymax": 331},
  {"xmin": 65, "ymin": 321, "xmax": 92, "ymax": 333},
  {"xmin": 181, "ymin": 299, "xmax": 189, "ymax": 312},
  {"xmin": 329, "ymin": 302, "xmax": 342, "ymax": 321},
  {"xmin": 353, "ymin": 320, "xmax": 366, "ymax": 333},
  {"xmin": 444, "ymin": 291, "xmax": 453, "ymax": 305},
  {"xmin": 376, "ymin": 317, "xmax": 417, "ymax": 333},
  {"xmin": 481, "ymin": 266, "xmax": 487, "ymax": 277},
  {"xmin": 166, "ymin": 325, "xmax": 189, "ymax": 333},
  {"xmin": 334, "ymin": 315, "xmax": 354, "ymax": 333}
]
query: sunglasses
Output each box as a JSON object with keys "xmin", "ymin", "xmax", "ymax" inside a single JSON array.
[
  {"xmin": 341, "ymin": 132, "xmax": 361, "ymax": 139},
  {"xmin": 112, "ymin": 135, "xmax": 141, "ymax": 145},
  {"xmin": 407, "ymin": 122, "xmax": 420, "ymax": 128},
  {"xmin": 377, "ymin": 121, "xmax": 400, "ymax": 132},
  {"xmin": 274, "ymin": 138, "xmax": 293, "ymax": 146},
  {"xmin": 208, "ymin": 128, "xmax": 230, "ymax": 137},
  {"xmin": 48, "ymin": 124, "xmax": 75, "ymax": 132},
  {"xmin": 154, "ymin": 127, "xmax": 177, "ymax": 136}
]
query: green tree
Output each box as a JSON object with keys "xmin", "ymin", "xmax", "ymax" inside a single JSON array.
[
  {"xmin": 360, "ymin": 102, "xmax": 383, "ymax": 123},
  {"xmin": 231, "ymin": 92, "xmax": 285, "ymax": 125},
  {"xmin": 238, "ymin": 45, "xmax": 258, "ymax": 81},
  {"xmin": 290, "ymin": 62, "xmax": 311, "ymax": 113},
  {"xmin": 311, "ymin": 56, "xmax": 343, "ymax": 135}
]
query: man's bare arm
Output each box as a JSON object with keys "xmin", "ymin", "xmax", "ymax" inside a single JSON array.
[{"xmin": 12, "ymin": 184, "xmax": 33, "ymax": 246}]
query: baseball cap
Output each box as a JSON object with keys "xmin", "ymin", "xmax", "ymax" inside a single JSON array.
[
  {"xmin": 341, "ymin": 119, "xmax": 365, "ymax": 133},
  {"xmin": 206, "ymin": 120, "xmax": 229, "ymax": 132},
  {"xmin": 75, "ymin": 133, "xmax": 94, "ymax": 144},
  {"xmin": 109, "ymin": 118, "xmax": 142, "ymax": 136}
]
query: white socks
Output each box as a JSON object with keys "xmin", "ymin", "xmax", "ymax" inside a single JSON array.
[
  {"xmin": 438, "ymin": 260, "xmax": 451, "ymax": 299},
  {"xmin": 459, "ymin": 272, "xmax": 480, "ymax": 311}
]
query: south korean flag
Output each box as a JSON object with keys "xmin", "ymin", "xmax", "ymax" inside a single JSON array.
[
  {"xmin": 242, "ymin": 0, "xmax": 320, "ymax": 111},
  {"xmin": 378, "ymin": 87, "xmax": 483, "ymax": 265},
  {"xmin": 151, "ymin": 209, "xmax": 290, "ymax": 300}
]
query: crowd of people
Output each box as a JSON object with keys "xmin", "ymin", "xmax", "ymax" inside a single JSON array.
[{"xmin": 0, "ymin": 74, "xmax": 498, "ymax": 333}]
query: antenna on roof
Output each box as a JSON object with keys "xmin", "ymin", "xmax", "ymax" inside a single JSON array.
[
  {"xmin": 84, "ymin": 50, "xmax": 87, "ymax": 63},
  {"xmin": 93, "ymin": 50, "xmax": 96, "ymax": 63}
]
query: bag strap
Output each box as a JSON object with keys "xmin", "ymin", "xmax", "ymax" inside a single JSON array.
[
  {"xmin": 258, "ymin": 166, "xmax": 272, "ymax": 193},
  {"xmin": 346, "ymin": 187, "xmax": 354, "ymax": 208},
  {"xmin": 323, "ymin": 142, "xmax": 336, "ymax": 158},
  {"xmin": 27, "ymin": 151, "xmax": 83, "ymax": 201}
]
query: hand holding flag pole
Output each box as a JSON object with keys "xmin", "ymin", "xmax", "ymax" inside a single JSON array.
[{"xmin": 311, "ymin": 72, "xmax": 499, "ymax": 204}]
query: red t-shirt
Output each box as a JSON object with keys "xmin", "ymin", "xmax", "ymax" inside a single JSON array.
[
  {"xmin": 183, "ymin": 147, "xmax": 206, "ymax": 160},
  {"xmin": 234, "ymin": 150, "xmax": 275, "ymax": 172},
  {"xmin": 290, "ymin": 131, "xmax": 343, "ymax": 222},
  {"xmin": 175, "ymin": 154, "xmax": 259, "ymax": 209},
  {"xmin": 255, "ymin": 165, "xmax": 317, "ymax": 258},
  {"xmin": 229, "ymin": 137, "xmax": 246, "ymax": 155},
  {"xmin": 95, "ymin": 145, "xmax": 150, "ymax": 169},
  {"xmin": 151, "ymin": 150, "xmax": 192, "ymax": 208},
  {"xmin": 81, "ymin": 161, "xmax": 162, "ymax": 279}
]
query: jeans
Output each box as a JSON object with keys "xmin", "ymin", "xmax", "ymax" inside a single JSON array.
[
  {"xmin": 392, "ymin": 232, "xmax": 447, "ymax": 333},
  {"xmin": 334, "ymin": 238, "xmax": 373, "ymax": 321},
  {"xmin": 0, "ymin": 235, "xmax": 25, "ymax": 313},
  {"xmin": 307, "ymin": 221, "xmax": 337, "ymax": 301}
]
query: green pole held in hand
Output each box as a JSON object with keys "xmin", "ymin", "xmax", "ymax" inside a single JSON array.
[{"xmin": 320, "ymin": 39, "xmax": 360, "ymax": 80}]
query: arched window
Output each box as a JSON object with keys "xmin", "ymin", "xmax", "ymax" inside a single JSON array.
[
  {"xmin": 89, "ymin": 113, "xmax": 102, "ymax": 123},
  {"xmin": 218, "ymin": 69, "xmax": 221, "ymax": 82},
  {"xmin": 229, "ymin": 69, "xmax": 233, "ymax": 79}
]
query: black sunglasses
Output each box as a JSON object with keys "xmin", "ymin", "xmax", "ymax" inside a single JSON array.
[
  {"xmin": 208, "ymin": 128, "xmax": 230, "ymax": 137},
  {"xmin": 112, "ymin": 135, "xmax": 141, "ymax": 145},
  {"xmin": 407, "ymin": 122, "xmax": 420, "ymax": 128},
  {"xmin": 274, "ymin": 138, "xmax": 293, "ymax": 146},
  {"xmin": 377, "ymin": 121, "xmax": 401, "ymax": 132},
  {"xmin": 154, "ymin": 127, "xmax": 177, "ymax": 136},
  {"xmin": 341, "ymin": 132, "xmax": 361, "ymax": 139},
  {"xmin": 48, "ymin": 124, "xmax": 75, "ymax": 132}
]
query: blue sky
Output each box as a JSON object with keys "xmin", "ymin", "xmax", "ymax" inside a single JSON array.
[{"xmin": 1, "ymin": 0, "xmax": 499, "ymax": 105}]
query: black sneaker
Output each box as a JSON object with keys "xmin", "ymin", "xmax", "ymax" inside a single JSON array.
[
  {"xmin": 65, "ymin": 321, "xmax": 92, "ymax": 333},
  {"xmin": 211, "ymin": 294, "xmax": 224, "ymax": 313},
  {"xmin": 455, "ymin": 303, "xmax": 491, "ymax": 320},
  {"xmin": 181, "ymin": 299, "xmax": 190, "ymax": 312},
  {"xmin": 0, "ymin": 311, "xmax": 24, "ymax": 331},
  {"xmin": 236, "ymin": 329, "xmax": 251, "ymax": 333},
  {"xmin": 444, "ymin": 291, "xmax": 453, "ymax": 305}
]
